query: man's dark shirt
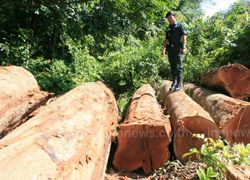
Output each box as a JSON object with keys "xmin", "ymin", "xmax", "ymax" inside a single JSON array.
[{"xmin": 165, "ymin": 22, "xmax": 186, "ymax": 53}]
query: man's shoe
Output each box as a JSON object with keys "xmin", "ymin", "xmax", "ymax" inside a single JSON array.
[
  {"xmin": 169, "ymin": 86, "xmax": 174, "ymax": 92},
  {"xmin": 173, "ymin": 85, "xmax": 182, "ymax": 92},
  {"xmin": 169, "ymin": 79, "xmax": 177, "ymax": 91}
]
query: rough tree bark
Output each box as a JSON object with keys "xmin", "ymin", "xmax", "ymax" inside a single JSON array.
[
  {"xmin": 201, "ymin": 64, "xmax": 250, "ymax": 100},
  {"xmin": 184, "ymin": 83, "xmax": 250, "ymax": 144},
  {"xmin": 0, "ymin": 66, "xmax": 52, "ymax": 138},
  {"xmin": 159, "ymin": 80, "xmax": 219, "ymax": 162},
  {"xmin": 0, "ymin": 82, "xmax": 119, "ymax": 180},
  {"xmin": 113, "ymin": 84, "xmax": 172, "ymax": 174}
]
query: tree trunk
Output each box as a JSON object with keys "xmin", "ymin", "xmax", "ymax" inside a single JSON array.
[
  {"xmin": 184, "ymin": 83, "xmax": 250, "ymax": 144},
  {"xmin": 113, "ymin": 84, "xmax": 172, "ymax": 174},
  {"xmin": 0, "ymin": 66, "xmax": 52, "ymax": 138},
  {"xmin": 201, "ymin": 64, "xmax": 250, "ymax": 100},
  {"xmin": 159, "ymin": 80, "xmax": 219, "ymax": 162},
  {"xmin": 0, "ymin": 82, "xmax": 119, "ymax": 180}
]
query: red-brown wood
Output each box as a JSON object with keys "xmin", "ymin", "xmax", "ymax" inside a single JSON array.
[
  {"xmin": 0, "ymin": 82, "xmax": 119, "ymax": 180},
  {"xmin": 201, "ymin": 64, "xmax": 250, "ymax": 100},
  {"xmin": 113, "ymin": 84, "xmax": 172, "ymax": 174},
  {"xmin": 184, "ymin": 83, "xmax": 250, "ymax": 144},
  {"xmin": 159, "ymin": 80, "xmax": 219, "ymax": 162}
]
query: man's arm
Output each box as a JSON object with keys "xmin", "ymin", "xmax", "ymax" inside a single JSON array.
[
  {"xmin": 181, "ymin": 35, "xmax": 187, "ymax": 54},
  {"xmin": 162, "ymin": 39, "xmax": 169, "ymax": 56}
]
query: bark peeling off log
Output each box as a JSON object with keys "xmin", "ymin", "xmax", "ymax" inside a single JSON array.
[
  {"xmin": 160, "ymin": 80, "xmax": 219, "ymax": 162},
  {"xmin": 184, "ymin": 83, "xmax": 250, "ymax": 144},
  {"xmin": 201, "ymin": 64, "xmax": 250, "ymax": 100},
  {"xmin": 0, "ymin": 66, "xmax": 52, "ymax": 138},
  {"xmin": 113, "ymin": 84, "xmax": 172, "ymax": 174},
  {"xmin": 0, "ymin": 82, "xmax": 119, "ymax": 180}
]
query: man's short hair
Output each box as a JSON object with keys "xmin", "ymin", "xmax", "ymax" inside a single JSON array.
[{"xmin": 165, "ymin": 11, "xmax": 176, "ymax": 18}]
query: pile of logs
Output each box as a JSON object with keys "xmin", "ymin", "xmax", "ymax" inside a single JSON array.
[
  {"xmin": 184, "ymin": 83, "xmax": 250, "ymax": 144},
  {"xmin": 0, "ymin": 63, "xmax": 249, "ymax": 179},
  {"xmin": 0, "ymin": 81, "xmax": 119, "ymax": 180},
  {"xmin": 0, "ymin": 66, "xmax": 120, "ymax": 179},
  {"xmin": 186, "ymin": 64, "xmax": 250, "ymax": 144}
]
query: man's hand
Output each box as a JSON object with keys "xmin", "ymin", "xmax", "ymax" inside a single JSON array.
[
  {"xmin": 181, "ymin": 47, "xmax": 187, "ymax": 55},
  {"xmin": 162, "ymin": 48, "xmax": 167, "ymax": 56}
]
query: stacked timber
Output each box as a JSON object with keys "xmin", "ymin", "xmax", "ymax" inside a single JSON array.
[
  {"xmin": 0, "ymin": 66, "xmax": 52, "ymax": 138},
  {"xmin": 184, "ymin": 83, "xmax": 250, "ymax": 144},
  {"xmin": 159, "ymin": 80, "xmax": 219, "ymax": 162},
  {"xmin": 201, "ymin": 64, "xmax": 250, "ymax": 100},
  {"xmin": 0, "ymin": 82, "xmax": 119, "ymax": 180},
  {"xmin": 113, "ymin": 84, "xmax": 172, "ymax": 174}
]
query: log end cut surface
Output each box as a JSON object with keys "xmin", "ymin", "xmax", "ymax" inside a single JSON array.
[
  {"xmin": 223, "ymin": 105, "xmax": 250, "ymax": 144},
  {"xmin": 113, "ymin": 124, "xmax": 171, "ymax": 174},
  {"xmin": 174, "ymin": 116, "xmax": 219, "ymax": 161},
  {"xmin": 201, "ymin": 64, "xmax": 250, "ymax": 99}
]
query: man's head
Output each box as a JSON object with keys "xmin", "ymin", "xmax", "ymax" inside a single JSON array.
[{"xmin": 165, "ymin": 11, "xmax": 176, "ymax": 25}]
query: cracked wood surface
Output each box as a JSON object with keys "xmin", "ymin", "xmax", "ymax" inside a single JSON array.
[
  {"xmin": 113, "ymin": 84, "xmax": 172, "ymax": 174},
  {"xmin": 0, "ymin": 82, "xmax": 119, "ymax": 180}
]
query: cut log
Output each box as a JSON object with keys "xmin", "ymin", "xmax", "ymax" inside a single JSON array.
[
  {"xmin": 0, "ymin": 66, "xmax": 52, "ymax": 138},
  {"xmin": 159, "ymin": 80, "xmax": 219, "ymax": 162},
  {"xmin": 184, "ymin": 83, "xmax": 250, "ymax": 144},
  {"xmin": 113, "ymin": 84, "xmax": 172, "ymax": 174},
  {"xmin": 0, "ymin": 82, "xmax": 119, "ymax": 180},
  {"xmin": 201, "ymin": 64, "xmax": 250, "ymax": 100}
]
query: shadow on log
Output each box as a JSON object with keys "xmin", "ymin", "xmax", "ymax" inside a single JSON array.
[
  {"xmin": 0, "ymin": 82, "xmax": 119, "ymax": 180},
  {"xmin": 184, "ymin": 83, "xmax": 250, "ymax": 144},
  {"xmin": 113, "ymin": 84, "xmax": 172, "ymax": 174},
  {"xmin": 201, "ymin": 64, "xmax": 250, "ymax": 100},
  {"xmin": 0, "ymin": 66, "xmax": 52, "ymax": 138},
  {"xmin": 159, "ymin": 80, "xmax": 219, "ymax": 162}
]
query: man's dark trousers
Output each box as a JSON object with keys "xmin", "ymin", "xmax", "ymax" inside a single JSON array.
[{"xmin": 168, "ymin": 48, "xmax": 182, "ymax": 88}]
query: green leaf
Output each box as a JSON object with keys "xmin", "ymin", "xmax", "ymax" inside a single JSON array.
[
  {"xmin": 183, "ymin": 148, "xmax": 199, "ymax": 158},
  {"xmin": 197, "ymin": 167, "xmax": 207, "ymax": 180},
  {"xmin": 207, "ymin": 167, "xmax": 219, "ymax": 178}
]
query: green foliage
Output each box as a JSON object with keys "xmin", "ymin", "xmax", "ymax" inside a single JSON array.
[
  {"xmin": 197, "ymin": 167, "xmax": 219, "ymax": 180},
  {"xmin": 184, "ymin": 134, "xmax": 250, "ymax": 179},
  {"xmin": 100, "ymin": 36, "xmax": 167, "ymax": 94},
  {"xmin": 187, "ymin": 0, "xmax": 250, "ymax": 69},
  {"xmin": 23, "ymin": 57, "xmax": 75, "ymax": 94},
  {"xmin": 116, "ymin": 91, "xmax": 133, "ymax": 116}
]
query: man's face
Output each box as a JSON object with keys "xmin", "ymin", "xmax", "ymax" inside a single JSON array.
[{"xmin": 167, "ymin": 15, "xmax": 176, "ymax": 25}]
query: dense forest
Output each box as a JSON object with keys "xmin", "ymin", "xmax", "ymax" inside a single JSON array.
[{"xmin": 0, "ymin": 0, "xmax": 250, "ymax": 113}]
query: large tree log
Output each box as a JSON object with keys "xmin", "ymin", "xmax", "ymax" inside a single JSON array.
[
  {"xmin": 113, "ymin": 84, "xmax": 172, "ymax": 174},
  {"xmin": 159, "ymin": 80, "xmax": 219, "ymax": 162},
  {"xmin": 201, "ymin": 64, "xmax": 250, "ymax": 100},
  {"xmin": 0, "ymin": 82, "xmax": 119, "ymax": 180},
  {"xmin": 184, "ymin": 83, "xmax": 250, "ymax": 144},
  {"xmin": 0, "ymin": 66, "xmax": 52, "ymax": 138}
]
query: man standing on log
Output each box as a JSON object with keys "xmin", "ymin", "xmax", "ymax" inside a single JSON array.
[{"xmin": 162, "ymin": 11, "xmax": 187, "ymax": 92}]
